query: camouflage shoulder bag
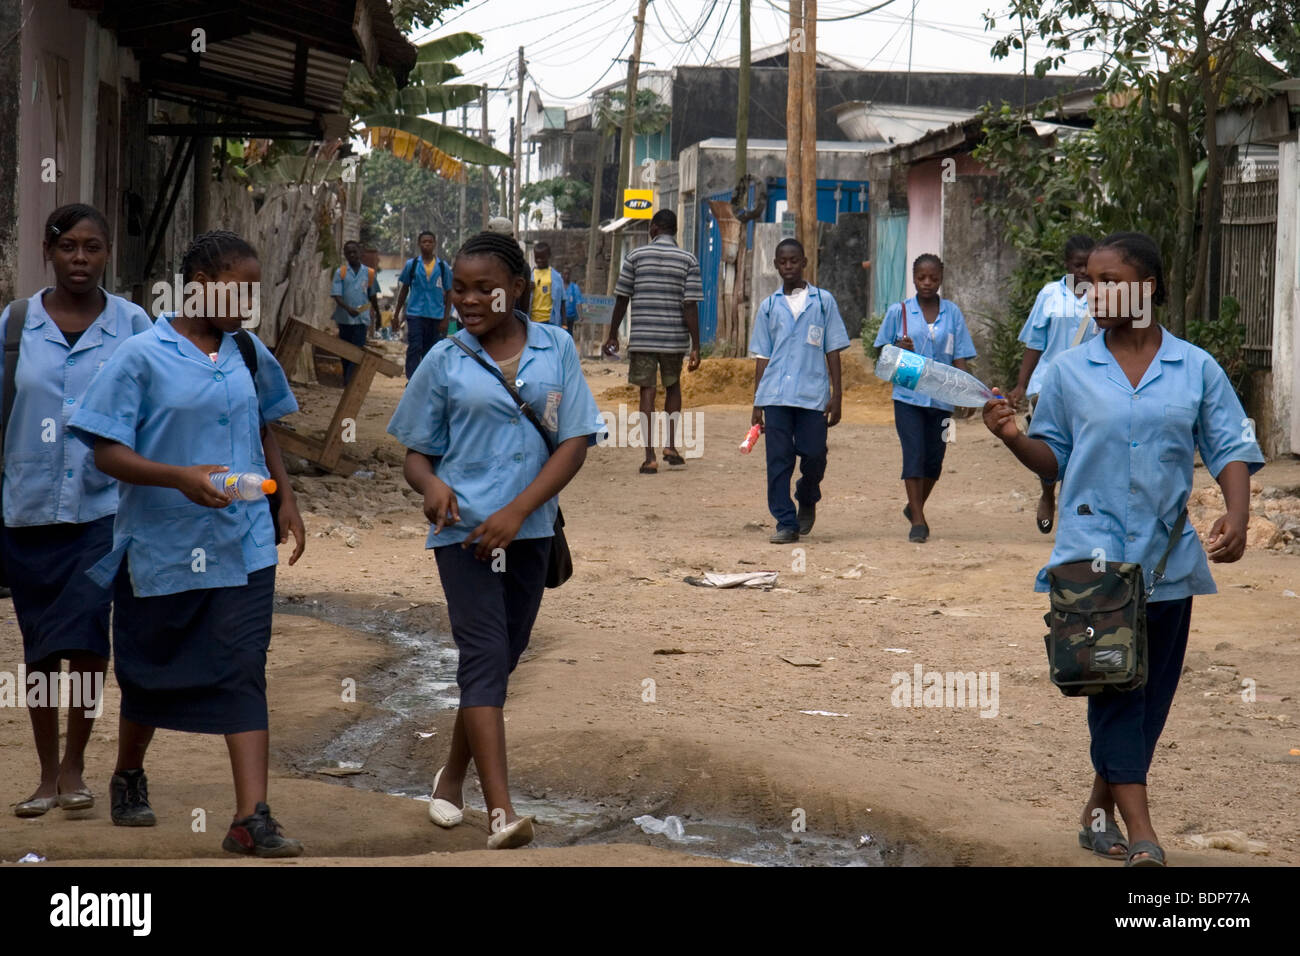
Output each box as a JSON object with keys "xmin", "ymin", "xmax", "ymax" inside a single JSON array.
[{"xmin": 1043, "ymin": 508, "xmax": 1187, "ymax": 697}]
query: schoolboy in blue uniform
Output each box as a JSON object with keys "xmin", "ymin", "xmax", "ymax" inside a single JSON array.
[
  {"xmin": 330, "ymin": 240, "xmax": 380, "ymax": 384},
  {"xmin": 872, "ymin": 254, "xmax": 977, "ymax": 542},
  {"xmin": 388, "ymin": 231, "xmax": 603, "ymax": 850},
  {"xmin": 748, "ymin": 238, "xmax": 849, "ymax": 543},
  {"xmin": 2, "ymin": 204, "xmax": 152, "ymax": 818},
  {"xmin": 561, "ymin": 267, "xmax": 582, "ymax": 333},
  {"xmin": 70, "ymin": 231, "xmax": 308, "ymax": 858},
  {"xmin": 1009, "ymin": 234, "xmax": 1098, "ymax": 534},
  {"xmin": 395, "ymin": 230, "xmax": 453, "ymax": 379},
  {"xmin": 984, "ymin": 232, "xmax": 1263, "ymax": 868}
]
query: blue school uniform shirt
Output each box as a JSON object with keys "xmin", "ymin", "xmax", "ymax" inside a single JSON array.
[
  {"xmin": 1018, "ymin": 276, "xmax": 1097, "ymax": 397},
  {"xmin": 872, "ymin": 297, "xmax": 977, "ymax": 411},
  {"xmin": 397, "ymin": 255, "xmax": 452, "ymax": 318},
  {"xmin": 387, "ymin": 314, "xmax": 605, "ymax": 548},
  {"xmin": 563, "ymin": 281, "xmax": 583, "ymax": 321},
  {"xmin": 331, "ymin": 264, "xmax": 380, "ymax": 326},
  {"xmin": 1028, "ymin": 328, "xmax": 1264, "ymax": 600},
  {"xmin": 0, "ymin": 289, "xmax": 152, "ymax": 526},
  {"xmin": 748, "ymin": 283, "xmax": 850, "ymax": 411},
  {"xmin": 67, "ymin": 315, "xmax": 299, "ymax": 598}
]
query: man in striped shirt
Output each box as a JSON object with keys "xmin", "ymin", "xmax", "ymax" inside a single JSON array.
[{"xmin": 605, "ymin": 210, "xmax": 704, "ymax": 474}]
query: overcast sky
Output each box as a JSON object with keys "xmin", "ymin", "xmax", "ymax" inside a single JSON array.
[{"xmin": 412, "ymin": 0, "xmax": 1115, "ymax": 149}]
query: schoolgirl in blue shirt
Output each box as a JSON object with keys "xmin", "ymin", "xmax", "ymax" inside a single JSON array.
[
  {"xmin": 2, "ymin": 204, "xmax": 151, "ymax": 818},
  {"xmin": 388, "ymin": 231, "xmax": 602, "ymax": 850},
  {"xmin": 1008, "ymin": 234, "xmax": 1098, "ymax": 534},
  {"xmin": 984, "ymin": 232, "xmax": 1263, "ymax": 867},
  {"xmin": 872, "ymin": 254, "xmax": 977, "ymax": 542},
  {"xmin": 70, "ymin": 231, "xmax": 308, "ymax": 857}
]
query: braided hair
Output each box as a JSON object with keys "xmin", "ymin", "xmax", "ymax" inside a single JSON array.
[
  {"xmin": 457, "ymin": 231, "xmax": 527, "ymax": 280},
  {"xmin": 912, "ymin": 253, "xmax": 943, "ymax": 273},
  {"xmin": 181, "ymin": 230, "xmax": 258, "ymax": 283}
]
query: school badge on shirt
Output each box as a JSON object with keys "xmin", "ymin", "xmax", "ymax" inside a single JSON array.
[
  {"xmin": 806, "ymin": 324, "xmax": 824, "ymax": 347},
  {"xmin": 543, "ymin": 390, "xmax": 562, "ymax": 431}
]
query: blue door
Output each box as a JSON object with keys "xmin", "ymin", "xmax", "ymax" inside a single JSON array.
[
  {"xmin": 696, "ymin": 194, "xmax": 727, "ymax": 346},
  {"xmin": 763, "ymin": 179, "xmax": 870, "ymax": 222}
]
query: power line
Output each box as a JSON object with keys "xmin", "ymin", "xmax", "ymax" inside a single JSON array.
[
  {"xmin": 531, "ymin": 31, "xmax": 636, "ymax": 101},
  {"xmin": 763, "ymin": 0, "xmax": 898, "ymax": 22}
]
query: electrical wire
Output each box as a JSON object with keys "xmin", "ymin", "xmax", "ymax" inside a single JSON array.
[{"xmin": 763, "ymin": 0, "xmax": 899, "ymax": 22}]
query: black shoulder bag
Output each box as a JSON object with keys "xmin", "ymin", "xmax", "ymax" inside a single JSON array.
[
  {"xmin": 0, "ymin": 300, "xmax": 29, "ymax": 587},
  {"xmin": 447, "ymin": 333, "xmax": 573, "ymax": 588},
  {"xmin": 233, "ymin": 329, "xmax": 284, "ymax": 542}
]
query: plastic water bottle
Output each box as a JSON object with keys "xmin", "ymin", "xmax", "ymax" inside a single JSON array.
[
  {"xmin": 874, "ymin": 344, "xmax": 997, "ymax": 408},
  {"xmin": 209, "ymin": 471, "xmax": 277, "ymax": 500},
  {"xmin": 739, "ymin": 424, "xmax": 762, "ymax": 454}
]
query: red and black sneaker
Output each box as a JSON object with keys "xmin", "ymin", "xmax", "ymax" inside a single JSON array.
[{"xmin": 222, "ymin": 802, "xmax": 304, "ymax": 858}]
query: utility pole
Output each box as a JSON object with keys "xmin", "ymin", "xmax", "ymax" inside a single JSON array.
[
  {"xmin": 480, "ymin": 85, "xmax": 491, "ymax": 225},
  {"xmin": 785, "ymin": 1, "xmax": 802, "ymax": 244},
  {"xmin": 458, "ymin": 103, "xmax": 468, "ymax": 248},
  {"xmin": 586, "ymin": 95, "xmax": 612, "ymax": 295},
  {"xmin": 800, "ymin": 0, "xmax": 818, "ymax": 281},
  {"xmin": 512, "ymin": 46, "xmax": 525, "ymax": 234},
  {"xmin": 606, "ymin": 0, "xmax": 650, "ymax": 295},
  {"xmin": 737, "ymin": 0, "xmax": 751, "ymax": 184}
]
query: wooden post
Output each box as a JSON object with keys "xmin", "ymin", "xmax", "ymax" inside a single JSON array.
[
  {"xmin": 737, "ymin": 0, "xmax": 751, "ymax": 184},
  {"xmin": 606, "ymin": 0, "xmax": 650, "ymax": 295},
  {"xmin": 512, "ymin": 46, "xmax": 525, "ymax": 232},
  {"xmin": 800, "ymin": 0, "xmax": 818, "ymax": 282},
  {"xmin": 480, "ymin": 85, "xmax": 491, "ymax": 224},
  {"xmin": 785, "ymin": 1, "xmax": 802, "ymax": 243},
  {"xmin": 586, "ymin": 96, "xmax": 611, "ymax": 291}
]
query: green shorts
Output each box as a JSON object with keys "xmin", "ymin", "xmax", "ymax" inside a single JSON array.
[{"xmin": 628, "ymin": 351, "xmax": 685, "ymax": 388}]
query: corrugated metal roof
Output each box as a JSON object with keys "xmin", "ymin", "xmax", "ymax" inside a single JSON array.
[{"xmin": 103, "ymin": 0, "xmax": 416, "ymax": 137}]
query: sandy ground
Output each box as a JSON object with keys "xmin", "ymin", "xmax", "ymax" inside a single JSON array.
[{"xmin": 2, "ymin": 341, "xmax": 1297, "ymax": 867}]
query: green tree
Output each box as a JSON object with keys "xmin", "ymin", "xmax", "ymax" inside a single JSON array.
[
  {"xmin": 360, "ymin": 148, "xmax": 494, "ymax": 255},
  {"xmin": 348, "ymin": 31, "xmax": 512, "ymax": 169},
  {"xmin": 983, "ymin": 0, "xmax": 1300, "ymax": 335},
  {"xmin": 390, "ymin": 0, "xmax": 466, "ymax": 31},
  {"xmin": 522, "ymin": 177, "xmax": 593, "ymax": 228}
]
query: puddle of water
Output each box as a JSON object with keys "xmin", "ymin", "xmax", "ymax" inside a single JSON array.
[{"xmin": 278, "ymin": 595, "xmax": 924, "ymax": 866}]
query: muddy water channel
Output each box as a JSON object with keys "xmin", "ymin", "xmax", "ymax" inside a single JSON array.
[{"xmin": 276, "ymin": 595, "xmax": 924, "ymax": 866}]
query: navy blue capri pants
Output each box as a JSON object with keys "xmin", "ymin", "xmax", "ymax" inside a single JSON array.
[
  {"xmin": 893, "ymin": 400, "xmax": 950, "ymax": 480},
  {"xmin": 434, "ymin": 536, "xmax": 550, "ymax": 708},
  {"xmin": 1087, "ymin": 597, "xmax": 1192, "ymax": 785}
]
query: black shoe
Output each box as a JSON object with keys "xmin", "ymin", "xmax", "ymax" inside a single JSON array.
[
  {"xmin": 110, "ymin": 769, "xmax": 157, "ymax": 827},
  {"xmin": 797, "ymin": 503, "xmax": 816, "ymax": 535},
  {"xmin": 908, "ymin": 524, "xmax": 930, "ymax": 543},
  {"xmin": 769, "ymin": 528, "xmax": 800, "ymax": 544},
  {"xmin": 223, "ymin": 802, "xmax": 304, "ymax": 858}
]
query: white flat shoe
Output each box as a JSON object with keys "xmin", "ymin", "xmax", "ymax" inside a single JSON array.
[
  {"xmin": 487, "ymin": 815, "xmax": 535, "ymax": 850},
  {"xmin": 427, "ymin": 767, "xmax": 463, "ymax": 828}
]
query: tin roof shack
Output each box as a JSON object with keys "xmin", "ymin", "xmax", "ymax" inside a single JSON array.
[{"xmin": 0, "ymin": 0, "xmax": 414, "ymax": 343}]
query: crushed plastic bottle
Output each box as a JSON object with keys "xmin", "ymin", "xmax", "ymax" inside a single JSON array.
[
  {"xmin": 633, "ymin": 814, "xmax": 688, "ymax": 842},
  {"xmin": 209, "ymin": 471, "xmax": 277, "ymax": 501},
  {"xmin": 874, "ymin": 343, "xmax": 998, "ymax": 408}
]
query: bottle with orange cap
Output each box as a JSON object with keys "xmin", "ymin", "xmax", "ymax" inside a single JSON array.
[{"xmin": 208, "ymin": 471, "xmax": 277, "ymax": 501}]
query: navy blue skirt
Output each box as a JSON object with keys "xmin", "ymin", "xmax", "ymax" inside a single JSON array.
[
  {"xmin": 2, "ymin": 516, "xmax": 114, "ymax": 664},
  {"xmin": 112, "ymin": 562, "xmax": 275, "ymax": 734}
]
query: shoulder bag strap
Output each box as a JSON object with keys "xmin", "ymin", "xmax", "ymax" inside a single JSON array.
[
  {"xmin": 2, "ymin": 300, "xmax": 30, "ymax": 468},
  {"xmin": 447, "ymin": 329, "xmax": 555, "ymax": 456},
  {"xmin": 1071, "ymin": 300, "xmax": 1092, "ymax": 348},
  {"xmin": 1146, "ymin": 505, "xmax": 1189, "ymax": 596}
]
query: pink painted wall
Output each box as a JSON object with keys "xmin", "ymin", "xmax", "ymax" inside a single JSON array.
[{"xmin": 905, "ymin": 159, "xmax": 944, "ymax": 297}]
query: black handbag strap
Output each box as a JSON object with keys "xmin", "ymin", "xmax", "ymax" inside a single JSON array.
[
  {"xmin": 1, "ymin": 300, "xmax": 29, "ymax": 469},
  {"xmin": 448, "ymin": 328, "xmax": 556, "ymax": 456},
  {"xmin": 1147, "ymin": 507, "xmax": 1188, "ymax": 595}
]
